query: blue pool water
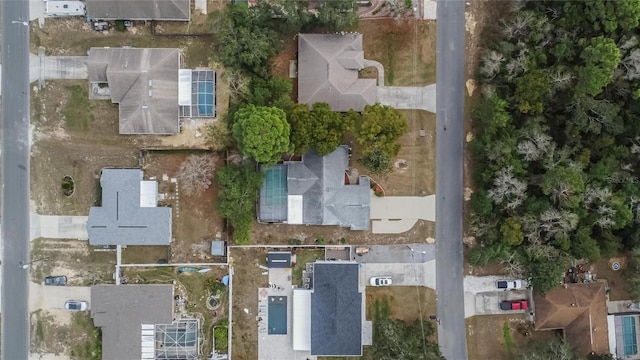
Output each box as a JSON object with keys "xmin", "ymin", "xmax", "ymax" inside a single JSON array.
[
  {"xmin": 268, "ymin": 296, "xmax": 287, "ymax": 335},
  {"xmin": 623, "ymin": 316, "xmax": 638, "ymax": 355},
  {"xmin": 197, "ymin": 81, "xmax": 214, "ymax": 116}
]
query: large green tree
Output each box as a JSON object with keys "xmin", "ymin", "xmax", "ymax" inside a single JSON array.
[
  {"xmin": 216, "ymin": 164, "xmax": 265, "ymax": 245},
  {"xmin": 316, "ymin": 0, "xmax": 359, "ymax": 31},
  {"xmin": 355, "ymin": 103, "xmax": 408, "ymax": 157},
  {"xmin": 288, "ymin": 102, "xmax": 349, "ymax": 155},
  {"xmin": 210, "ymin": 4, "xmax": 280, "ymax": 75},
  {"xmin": 232, "ymin": 105, "xmax": 291, "ymax": 165},
  {"xmin": 575, "ymin": 36, "xmax": 621, "ymax": 97}
]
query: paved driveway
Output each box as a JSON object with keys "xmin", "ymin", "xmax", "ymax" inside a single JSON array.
[
  {"xmin": 361, "ymin": 261, "xmax": 436, "ymax": 289},
  {"xmin": 0, "ymin": 51, "xmax": 87, "ymax": 95},
  {"xmin": 377, "ymin": 84, "xmax": 437, "ymax": 113},
  {"xmin": 29, "ymin": 283, "xmax": 91, "ymax": 311},
  {"xmin": 30, "ymin": 214, "xmax": 89, "ymax": 240},
  {"xmin": 370, "ymin": 194, "xmax": 435, "ymax": 233},
  {"xmin": 356, "ymin": 244, "xmax": 435, "ymax": 263},
  {"xmin": 463, "ymin": 276, "xmax": 531, "ymax": 318}
]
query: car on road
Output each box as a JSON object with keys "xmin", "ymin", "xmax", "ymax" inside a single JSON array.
[
  {"xmin": 369, "ymin": 277, "xmax": 392, "ymax": 286},
  {"xmin": 64, "ymin": 300, "xmax": 88, "ymax": 311},
  {"xmin": 44, "ymin": 275, "xmax": 67, "ymax": 286},
  {"xmin": 496, "ymin": 279, "xmax": 523, "ymax": 289},
  {"xmin": 500, "ymin": 300, "xmax": 528, "ymax": 311}
]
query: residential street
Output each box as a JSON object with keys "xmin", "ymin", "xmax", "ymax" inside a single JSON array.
[
  {"xmin": 435, "ymin": 0, "xmax": 467, "ymax": 359},
  {"xmin": 1, "ymin": 0, "xmax": 32, "ymax": 357}
]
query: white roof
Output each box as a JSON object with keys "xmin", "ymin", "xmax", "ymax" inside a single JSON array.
[
  {"xmin": 178, "ymin": 69, "xmax": 192, "ymax": 106},
  {"xmin": 293, "ymin": 289, "xmax": 312, "ymax": 351},
  {"xmin": 287, "ymin": 195, "xmax": 303, "ymax": 224},
  {"xmin": 140, "ymin": 181, "xmax": 158, "ymax": 208},
  {"xmin": 46, "ymin": 1, "xmax": 85, "ymax": 16},
  {"xmin": 607, "ymin": 315, "xmax": 617, "ymax": 358}
]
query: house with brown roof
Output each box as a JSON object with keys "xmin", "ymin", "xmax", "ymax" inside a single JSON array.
[
  {"xmin": 533, "ymin": 282, "xmax": 613, "ymax": 356},
  {"xmin": 297, "ymin": 34, "xmax": 377, "ymax": 112}
]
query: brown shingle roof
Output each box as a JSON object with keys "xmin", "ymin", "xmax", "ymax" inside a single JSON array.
[{"xmin": 533, "ymin": 282, "xmax": 609, "ymax": 355}]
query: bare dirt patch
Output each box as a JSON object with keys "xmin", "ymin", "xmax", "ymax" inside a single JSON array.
[
  {"xmin": 592, "ymin": 256, "xmax": 630, "ymax": 301},
  {"xmin": 359, "ymin": 19, "xmax": 436, "ymax": 86},
  {"xmin": 466, "ymin": 314, "xmax": 558, "ymax": 360},
  {"xmin": 30, "ymin": 238, "xmax": 116, "ymax": 286},
  {"xmin": 228, "ymin": 247, "xmax": 269, "ymax": 360},
  {"xmin": 251, "ymin": 219, "xmax": 434, "ymax": 246},
  {"xmin": 141, "ymin": 151, "xmax": 224, "ymax": 262},
  {"xmin": 30, "ymin": 310, "xmax": 101, "ymax": 359}
]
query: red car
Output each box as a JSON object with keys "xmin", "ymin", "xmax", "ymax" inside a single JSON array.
[{"xmin": 500, "ymin": 300, "xmax": 528, "ymax": 311}]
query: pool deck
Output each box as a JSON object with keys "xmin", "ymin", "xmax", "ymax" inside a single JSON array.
[{"xmin": 257, "ymin": 268, "xmax": 316, "ymax": 360}]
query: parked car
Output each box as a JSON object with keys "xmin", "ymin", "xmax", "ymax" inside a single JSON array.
[
  {"xmin": 44, "ymin": 275, "xmax": 67, "ymax": 286},
  {"xmin": 496, "ymin": 279, "xmax": 523, "ymax": 289},
  {"xmin": 500, "ymin": 300, "xmax": 528, "ymax": 311},
  {"xmin": 369, "ymin": 277, "xmax": 392, "ymax": 286},
  {"xmin": 64, "ymin": 300, "xmax": 88, "ymax": 311}
]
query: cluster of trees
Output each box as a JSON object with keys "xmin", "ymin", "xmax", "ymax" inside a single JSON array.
[
  {"xmin": 210, "ymin": 1, "xmax": 358, "ymax": 76},
  {"xmin": 470, "ymin": 0, "xmax": 640, "ymax": 293},
  {"xmin": 215, "ymin": 164, "xmax": 265, "ymax": 244},
  {"xmin": 370, "ymin": 298, "xmax": 443, "ymax": 360}
]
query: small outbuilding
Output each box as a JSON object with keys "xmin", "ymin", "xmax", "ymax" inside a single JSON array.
[
  {"xmin": 267, "ymin": 252, "xmax": 292, "ymax": 268},
  {"xmin": 211, "ymin": 240, "xmax": 225, "ymax": 257}
]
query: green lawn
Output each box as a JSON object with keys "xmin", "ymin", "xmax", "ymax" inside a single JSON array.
[{"xmin": 63, "ymin": 84, "xmax": 94, "ymax": 132}]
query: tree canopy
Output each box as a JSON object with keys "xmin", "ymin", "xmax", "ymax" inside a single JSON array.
[
  {"xmin": 470, "ymin": 1, "xmax": 640, "ymax": 293},
  {"xmin": 215, "ymin": 164, "xmax": 265, "ymax": 245},
  {"xmin": 288, "ymin": 102, "xmax": 350, "ymax": 156},
  {"xmin": 354, "ymin": 104, "xmax": 408, "ymax": 157},
  {"xmin": 232, "ymin": 105, "xmax": 291, "ymax": 166}
]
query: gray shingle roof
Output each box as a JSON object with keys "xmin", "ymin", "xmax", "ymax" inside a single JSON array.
[
  {"xmin": 86, "ymin": 0, "xmax": 190, "ymax": 20},
  {"xmin": 287, "ymin": 146, "xmax": 371, "ymax": 230},
  {"xmin": 87, "ymin": 168, "xmax": 172, "ymax": 246},
  {"xmin": 91, "ymin": 285, "xmax": 174, "ymax": 360},
  {"xmin": 311, "ymin": 262, "xmax": 362, "ymax": 356},
  {"xmin": 298, "ymin": 34, "xmax": 377, "ymax": 112},
  {"xmin": 87, "ymin": 48, "xmax": 180, "ymax": 134}
]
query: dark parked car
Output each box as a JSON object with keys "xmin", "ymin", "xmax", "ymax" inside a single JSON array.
[
  {"xmin": 44, "ymin": 275, "xmax": 67, "ymax": 286},
  {"xmin": 500, "ymin": 299, "xmax": 528, "ymax": 311}
]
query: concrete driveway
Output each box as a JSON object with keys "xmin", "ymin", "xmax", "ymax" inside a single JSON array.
[
  {"xmin": 29, "ymin": 283, "xmax": 91, "ymax": 311},
  {"xmin": 377, "ymin": 84, "xmax": 437, "ymax": 113},
  {"xmin": 30, "ymin": 214, "xmax": 88, "ymax": 240},
  {"xmin": 370, "ymin": 194, "xmax": 436, "ymax": 234},
  {"xmin": 361, "ymin": 261, "xmax": 436, "ymax": 289},
  {"xmin": 356, "ymin": 244, "xmax": 435, "ymax": 263},
  {"xmin": 0, "ymin": 50, "xmax": 87, "ymax": 95},
  {"xmin": 463, "ymin": 276, "xmax": 531, "ymax": 318}
]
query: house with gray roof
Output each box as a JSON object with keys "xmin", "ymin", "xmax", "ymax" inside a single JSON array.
[
  {"xmin": 298, "ymin": 33, "xmax": 377, "ymax": 112},
  {"xmin": 91, "ymin": 285, "xmax": 200, "ymax": 360},
  {"xmin": 86, "ymin": 168, "xmax": 172, "ymax": 246},
  {"xmin": 258, "ymin": 145, "xmax": 371, "ymax": 230},
  {"xmin": 292, "ymin": 262, "xmax": 366, "ymax": 356},
  {"xmin": 87, "ymin": 47, "xmax": 181, "ymax": 134},
  {"xmin": 86, "ymin": 0, "xmax": 190, "ymax": 21}
]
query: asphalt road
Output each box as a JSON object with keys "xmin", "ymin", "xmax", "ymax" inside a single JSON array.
[
  {"xmin": 1, "ymin": 0, "xmax": 31, "ymax": 357},
  {"xmin": 435, "ymin": 0, "xmax": 468, "ymax": 359}
]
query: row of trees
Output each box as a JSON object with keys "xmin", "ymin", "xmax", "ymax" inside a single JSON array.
[{"xmin": 470, "ymin": 0, "xmax": 640, "ymax": 293}]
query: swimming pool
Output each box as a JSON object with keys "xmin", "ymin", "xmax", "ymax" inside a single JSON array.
[
  {"xmin": 268, "ymin": 296, "xmax": 287, "ymax": 335},
  {"xmin": 623, "ymin": 316, "xmax": 638, "ymax": 355},
  {"xmin": 258, "ymin": 165, "xmax": 288, "ymax": 222}
]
